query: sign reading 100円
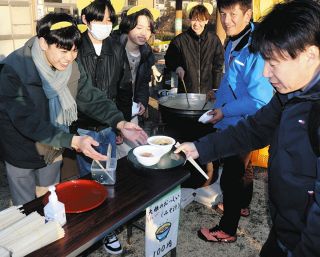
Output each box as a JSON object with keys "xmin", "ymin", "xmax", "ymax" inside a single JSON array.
[{"xmin": 145, "ymin": 186, "xmax": 181, "ymax": 257}]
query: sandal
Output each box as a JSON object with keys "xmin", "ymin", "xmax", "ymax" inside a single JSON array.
[
  {"xmin": 214, "ymin": 204, "xmax": 250, "ymax": 217},
  {"xmin": 198, "ymin": 226, "xmax": 237, "ymax": 243}
]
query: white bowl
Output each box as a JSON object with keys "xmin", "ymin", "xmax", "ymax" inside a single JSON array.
[
  {"xmin": 147, "ymin": 135, "xmax": 176, "ymax": 154},
  {"xmin": 133, "ymin": 145, "xmax": 165, "ymax": 166}
]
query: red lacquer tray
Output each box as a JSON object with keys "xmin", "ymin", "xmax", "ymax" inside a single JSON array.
[{"xmin": 43, "ymin": 180, "xmax": 107, "ymax": 213}]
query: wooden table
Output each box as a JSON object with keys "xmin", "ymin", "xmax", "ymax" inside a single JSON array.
[{"xmin": 24, "ymin": 157, "xmax": 190, "ymax": 257}]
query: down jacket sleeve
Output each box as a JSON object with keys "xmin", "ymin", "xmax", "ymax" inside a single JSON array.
[
  {"xmin": 116, "ymin": 48, "xmax": 133, "ymax": 121},
  {"xmin": 165, "ymin": 40, "xmax": 183, "ymax": 72},
  {"xmin": 76, "ymin": 62, "xmax": 124, "ymax": 129}
]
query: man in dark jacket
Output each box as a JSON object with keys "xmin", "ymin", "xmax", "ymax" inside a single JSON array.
[
  {"xmin": 75, "ymin": 0, "xmax": 134, "ymax": 179},
  {"xmin": 175, "ymin": 1, "xmax": 320, "ymax": 256},
  {"xmin": 76, "ymin": 1, "xmax": 135, "ymax": 254},
  {"xmin": 0, "ymin": 13, "xmax": 147, "ymax": 206},
  {"xmin": 77, "ymin": 0, "xmax": 132, "ymax": 122},
  {"xmin": 112, "ymin": 7, "xmax": 155, "ymax": 158},
  {"xmin": 165, "ymin": 4, "xmax": 224, "ymax": 93}
]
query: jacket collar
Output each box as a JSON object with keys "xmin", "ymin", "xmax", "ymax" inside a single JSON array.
[
  {"xmin": 118, "ymin": 33, "xmax": 152, "ymax": 62},
  {"xmin": 187, "ymin": 26, "xmax": 208, "ymax": 40},
  {"xmin": 295, "ymin": 76, "xmax": 320, "ymax": 101},
  {"xmin": 12, "ymin": 37, "xmax": 42, "ymax": 86},
  {"xmin": 81, "ymin": 31, "xmax": 113, "ymax": 57},
  {"xmin": 277, "ymin": 75, "xmax": 320, "ymax": 106},
  {"xmin": 225, "ymin": 22, "xmax": 253, "ymax": 52}
]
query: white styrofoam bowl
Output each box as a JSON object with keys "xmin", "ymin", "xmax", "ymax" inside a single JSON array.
[
  {"xmin": 133, "ymin": 145, "xmax": 165, "ymax": 166},
  {"xmin": 147, "ymin": 135, "xmax": 175, "ymax": 154}
]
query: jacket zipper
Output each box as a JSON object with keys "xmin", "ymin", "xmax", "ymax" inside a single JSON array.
[
  {"xmin": 198, "ymin": 38, "xmax": 201, "ymax": 93},
  {"xmin": 303, "ymin": 190, "xmax": 315, "ymax": 223}
]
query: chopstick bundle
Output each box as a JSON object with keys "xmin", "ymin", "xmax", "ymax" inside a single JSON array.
[
  {"xmin": 7, "ymin": 221, "xmax": 65, "ymax": 257},
  {"xmin": 0, "ymin": 206, "xmax": 25, "ymax": 230},
  {"xmin": 0, "ymin": 212, "xmax": 44, "ymax": 245},
  {"xmin": 0, "ymin": 212, "xmax": 65, "ymax": 257}
]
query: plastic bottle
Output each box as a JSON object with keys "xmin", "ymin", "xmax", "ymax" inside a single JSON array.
[{"xmin": 44, "ymin": 185, "xmax": 66, "ymax": 226}]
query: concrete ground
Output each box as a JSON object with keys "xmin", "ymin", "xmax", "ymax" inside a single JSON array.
[{"xmin": 0, "ymin": 160, "xmax": 270, "ymax": 257}]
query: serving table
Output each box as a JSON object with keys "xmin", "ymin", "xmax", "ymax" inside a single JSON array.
[{"xmin": 24, "ymin": 156, "xmax": 190, "ymax": 257}]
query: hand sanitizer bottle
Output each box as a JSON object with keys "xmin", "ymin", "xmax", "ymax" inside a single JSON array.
[{"xmin": 44, "ymin": 185, "xmax": 66, "ymax": 226}]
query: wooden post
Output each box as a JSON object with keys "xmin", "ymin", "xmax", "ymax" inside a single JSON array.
[
  {"xmin": 175, "ymin": 0, "xmax": 183, "ymax": 36},
  {"xmin": 215, "ymin": 8, "xmax": 226, "ymax": 45}
]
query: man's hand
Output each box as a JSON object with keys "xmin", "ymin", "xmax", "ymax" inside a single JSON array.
[
  {"xmin": 138, "ymin": 102, "xmax": 146, "ymax": 116},
  {"xmin": 71, "ymin": 135, "xmax": 107, "ymax": 161},
  {"xmin": 206, "ymin": 89, "xmax": 217, "ymax": 101},
  {"xmin": 116, "ymin": 121, "xmax": 148, "ymax": 145},
  {"xmin": 174, "ymin": 142, "xmax": 199, "ymax": 159},
  {"xmin": 176, "ymin": 66, "xmax": 185, "ymax": 80},
  {"xmin": 208, "ymin": 108, "xmax": 224, "ymax": 124},
  {"xmin": 152, "ymin": 65, "xmax": 163, "ymax": 84},
  {"xmin": 116, "ymin": 134, "xmax": 124, "ymax": 145}
]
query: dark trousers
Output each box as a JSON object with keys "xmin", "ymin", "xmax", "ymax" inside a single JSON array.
[
  {"xmin": 218, "ymin": 153, "xmax": 253, "ymax": 235},
  {"xmin": 260, "ymin": 227, "xmax": 287, "ymax": 257}
]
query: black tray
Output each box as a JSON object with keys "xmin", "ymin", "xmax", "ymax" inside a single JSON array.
[{"xmin": 127, "ymin": 148, "xmax": 186, "ymax": 174}]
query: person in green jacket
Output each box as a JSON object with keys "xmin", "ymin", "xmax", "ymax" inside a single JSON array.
[{"xmin": 0, "ymin": 12, "xmax": 147, "ymax": 205}]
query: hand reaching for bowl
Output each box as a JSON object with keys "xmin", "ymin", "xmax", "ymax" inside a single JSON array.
[
  {"xmin": 174, "ymin": 142, "xmax": 199, "ymax": 159},
  {"xmin": 117, "ymin": 121, "xmax": 148, "ymax": 145},
  {"xmin": 71, "ymin": 135, "xmax": 107, "ymax": 161}
]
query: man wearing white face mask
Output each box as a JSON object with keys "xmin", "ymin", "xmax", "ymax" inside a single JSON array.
[
  {"xmin": 75, "ymin": 1, "xmax": 132, "ymax": 255},
  {"xmin": 75, "ymin": 0, "xmax": 133, "ymax": 169},
  {"xmin": 87, "ymin": 22, "xmax": 113, "ymax": 41}
]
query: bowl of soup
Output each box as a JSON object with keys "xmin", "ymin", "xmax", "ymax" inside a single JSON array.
[
  {"xmin": 147, "ymin": 135, "xmax": 176, "ymax": 154},
  {"xmin": 133, "ymin": 145, "xmax": 165, "ymax": 166}
]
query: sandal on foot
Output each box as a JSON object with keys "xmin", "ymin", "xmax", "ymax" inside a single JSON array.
[{"xmin": 198, "ymin": 226, "xmax": 237, "ymax": 243}]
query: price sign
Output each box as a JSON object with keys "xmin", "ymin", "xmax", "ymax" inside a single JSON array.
[{"xmin": 145, "ymin": 186, "xmax": 181, "ymax": 257}]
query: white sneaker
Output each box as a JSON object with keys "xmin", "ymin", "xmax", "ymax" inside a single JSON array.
[{"xmin": 103, "ymin": 232, "xmax": 123, "ymax": 255}]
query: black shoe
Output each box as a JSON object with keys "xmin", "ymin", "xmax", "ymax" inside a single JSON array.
[{"xmin": 103, "ymin": 232, "xmax": 123, "ymax": 255}]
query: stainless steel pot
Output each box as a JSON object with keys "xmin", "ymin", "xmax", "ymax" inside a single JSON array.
[
  {"xmin": 158, "ymin": 93, "xmax": 213, "ymax": 117},
  {"xmin": 158, "ymin": 93, "xmax": 214, "ymax": 141}
]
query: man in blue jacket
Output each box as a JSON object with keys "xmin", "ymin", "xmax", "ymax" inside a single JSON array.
[
  {"xmin": 176, "ymin": 0, "xmax": 320, "ymax": 256},
  {"xmin": 198, "ymin": 0, "xmax": 273, "ymax": 243}
]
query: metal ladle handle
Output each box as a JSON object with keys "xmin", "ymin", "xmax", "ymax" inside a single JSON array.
[{"xmin": 181, "ymin": 78, "xmax": 190, "ymax": 107}]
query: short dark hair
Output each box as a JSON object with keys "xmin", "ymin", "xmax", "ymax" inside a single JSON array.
[
  {"xmin": 119, "ymin": 8, "xmax": 155, "ymax": 34},
  {"xmin": 216, "ymin": 0, "xmax": 252, "ymax": 12},
  {"xmin": 189, "ymin": 4, "xmax": 211, "ymax": 20},
  {"xmin": 251, "ymin": 0, "xmax": 320, "ymax": 60},
  {"xmin": 81, "ymin": 0, "xmax": 117, "ymax": 24},
  {"xmin": 36, "ymin": 12, "xmax": 81, "ymax": 50}
]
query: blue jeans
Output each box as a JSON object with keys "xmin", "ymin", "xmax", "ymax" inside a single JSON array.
[{"xmin": 77, "ymin": 128, "xmax": 116, "ymax": 177}]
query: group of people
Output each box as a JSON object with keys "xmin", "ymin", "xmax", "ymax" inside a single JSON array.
[
  {"xmin": 175, "ymin": 0, "xmax": 320, "ymax": 257},
  {"xmin": 0, "ymin": 0, "xmax": 155, "ymax": 254},
  {"xmin": 166, "ymin": 0, "xmax": 273, "ymax": 247},
  {"xmin": 0, "ymin": 0, "xmax": 320, "ymax": 256}
]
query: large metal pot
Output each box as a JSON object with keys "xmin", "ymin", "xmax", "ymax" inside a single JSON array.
[{"xmin": 158, "ymin": 93, "xmax": 214, "ymax": 141}]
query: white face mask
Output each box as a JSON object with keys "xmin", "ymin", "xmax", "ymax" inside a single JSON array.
[{"xmin": 88, "ymin": 23, "xmax": 112, "ymax": 41}]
